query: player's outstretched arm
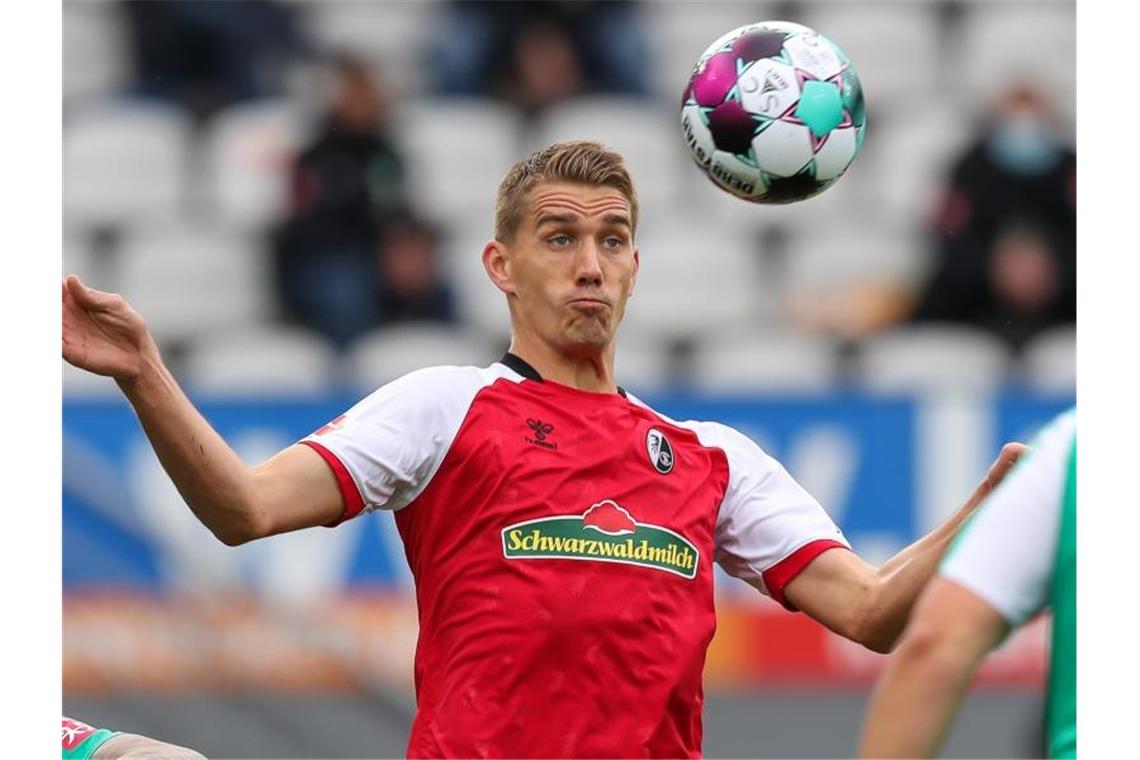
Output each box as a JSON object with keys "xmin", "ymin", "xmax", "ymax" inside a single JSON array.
[
  {"xmin": 782, "ymin": 443, "xmax": 1025, "ymax": 652},
  {"xmin": 62, "ymin": 275, "xmax": 344, "ymax": 543},
  {"xmin": 92, "ymin": 732, "xmax": 207, "ymax": 759},
  {"xmin": 858, "ymin": 578, "xmax": 1007, "ymax": 758}
]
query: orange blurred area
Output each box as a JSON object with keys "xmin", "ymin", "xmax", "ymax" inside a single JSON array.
[{"xmin": 64, "ymin": 592, "xmax": 1045, "ymax": 695}]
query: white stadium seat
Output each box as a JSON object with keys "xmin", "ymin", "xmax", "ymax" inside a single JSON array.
[
  {"xmin": 689, "ymin": 330, "xmax": 841, "ymax": 394},
  {"xmin": 856, "ymin": 324, "xmax": 1012, "ymax": 395},
  {"xmin": 63, "ymin": 0, "xmax": 130, "ymax": 105},
  {"xmin": 301, "ymin": 0, "xmax": 439, "ymax": 96},
  {"xmin": 863, "ymin": 103, "xmax": 974, "ymax": 228},
  {"xmin": 63, "ymin": 234, "xmax": 108, "ymax": 290},
  {"xmin": 645, "ymin": 0, "xmax": 779, "ymax": 100},
  {"xmin": 620, "ymin": 219, "xmax": 771, "ymax": 341},
  {"xmin": 347, "ymin": 324, "xmax": 503, "ymax": 391},
  {"xmin": 1020, "ymin": 325, "xmax": 1076, "ymax": 395},
  {"xmin": 117, "ymin": 223, "xmax": 273, "ymax": 347},
  {"xmin": 801, "ymin": 2, "xmax": 941, "ymax": 107},
  {"xmin": 613, "ymin": 338, "xmax": 677, "ymax": 396},
  {"xmin": 181, "ymin": 326, "xmax": 339, "ymax": 398},
  {"xmin": 532, "ymin": 96, "xmax": 685, "ymax": 211},
  {"xmin": 64, "ymin": 100, "xmax": 192, "ymax": 232},
  {"xmin": 394, "ymin": 98, "xmax": 522, "ymax": 223},
  {"xmin": 782, "ymin": 220, "xmax": 926, "ymax": 295},
  {"xmin": 438, "ymin": 227, "xmax": 511, "ymax": 342},
  {"xmin": 957, "ymin": 2, "xmax": 1075, "ymax": 120},
  {"xmin": 203, "ymin": 100, "xmax": 310, "ymax": 231}
]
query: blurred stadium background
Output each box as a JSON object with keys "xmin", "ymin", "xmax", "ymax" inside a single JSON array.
[{"xmin": 62, "ymin": 1, "xmax": 1074, "ymax": 757}]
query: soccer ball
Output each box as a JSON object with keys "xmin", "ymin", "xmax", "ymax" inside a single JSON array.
[{"xmin": 680, "ymin": 20, "xmax": 866, "ymax": 204}]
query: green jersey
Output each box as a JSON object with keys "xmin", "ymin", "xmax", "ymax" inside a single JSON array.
[{"xmin": 941, "ymin": 409, "xmax": 1076, "ymax": 758}]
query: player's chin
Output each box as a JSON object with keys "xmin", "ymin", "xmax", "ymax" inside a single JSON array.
[{"xmin": 562, "ymin": 316, "xmax": 613, "ymax": 348}]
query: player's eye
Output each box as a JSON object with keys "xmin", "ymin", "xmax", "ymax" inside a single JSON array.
[
  {"xmin": 603, "ymin": 236, "xmax": 626, "ymax": 249},
  {"xmin": 548, "ymin": 234, "xmax": 572, "ymax": 247}
]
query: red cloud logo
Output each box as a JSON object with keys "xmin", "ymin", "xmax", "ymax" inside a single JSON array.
[{"xmin": 582, "ymin": 500, "xmax": 637, "ymax": 536}]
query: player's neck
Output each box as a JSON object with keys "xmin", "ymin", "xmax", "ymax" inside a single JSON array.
[{"xmin": 507, "ymin": 336, "xmax": 617, "ymax": 394}]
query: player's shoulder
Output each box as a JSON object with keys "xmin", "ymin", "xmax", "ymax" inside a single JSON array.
[
  {"xmin": 1016, "ymin": 407, "xmax": 1076, "ymax": 472},
  {"xmin": 625, "ymin": 393, "xmax": 775, "ymax": 468},
  {"xmin": 1040, "ymin": 407, "xmax": 1076, "ymax": 444}
]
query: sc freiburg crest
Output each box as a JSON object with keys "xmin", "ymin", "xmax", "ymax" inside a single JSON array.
[{"xmin": 646, "ymin": 428, "xmax": 674, "ymax": 474}]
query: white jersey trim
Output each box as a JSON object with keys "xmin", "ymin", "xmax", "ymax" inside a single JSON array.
[{"xmin": 302, "ymin": 363, "xmax": 525, "ymax": 520}]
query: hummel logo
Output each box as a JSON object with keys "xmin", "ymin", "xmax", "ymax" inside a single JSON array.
[{"xmin": 525, "ymin": 418, "xmax": 557, "ymax": 450}]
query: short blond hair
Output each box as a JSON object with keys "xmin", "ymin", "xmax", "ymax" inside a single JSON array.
[{"xmin": 494, "ymin": 140, "xmax": 639, "ymax": 243}]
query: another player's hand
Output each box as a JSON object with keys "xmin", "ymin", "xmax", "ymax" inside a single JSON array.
[
  {"xmin": 964, "ymin": 442, "xmax": 1028, "ymax": 512},
  {"xmin": 62, "ymin": 275, "xmax": 158, "ymax": 384}
]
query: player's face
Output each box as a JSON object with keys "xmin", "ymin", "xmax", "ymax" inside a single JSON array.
[{"xmin": 490, "ymin": 182, "xmax": 639, "ymax": 353}]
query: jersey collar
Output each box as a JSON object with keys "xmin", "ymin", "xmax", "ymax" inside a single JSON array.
[{"xmin": 499, "ymin": 352, "xmax": 628, "ymax": 398}]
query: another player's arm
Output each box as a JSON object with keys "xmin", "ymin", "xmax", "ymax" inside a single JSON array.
[
  {"xmin": 783, "ymin": 443, "xmax": 1025, "ymax": 653},
  {"xmin": 92, "ymin": 732, "xmax": 207, "ymax": 759},
  {"xmin": 860, "ymin": 411, "xmax": 1073, "ymax": 756},
  {"xmin": 62, "ymin": 276, "xmax": 344, "ymax": 543},
  {"xmin": 857, "ymin": 579, "xmax": 1007, "ymax": 758}
]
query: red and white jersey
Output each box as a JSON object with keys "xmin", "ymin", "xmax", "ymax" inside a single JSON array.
[{"xmin": 302, "ymin": 354, "xmax": 848, "ymax": 758}]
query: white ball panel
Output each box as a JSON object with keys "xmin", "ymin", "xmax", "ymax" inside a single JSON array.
[
  {"xmin": 752, "ymin": 120, "xmax": 814, "ymax": 177},
  {"xmin": 757, "ymin": 20, "xmax": 817, "ymax": 37},
  {"xmin": 681, "ymin": 105, "xmax": 715, "ymax": 168},
  {"xmin": 812, "ymin": 126, "xmax": 858, "ymax": 180},
  {"xmin": 738, "ymin": 58, "xmax": 801, "ymax": 120},
  {"xmin": 784, "ymin": 33, "xmax": 845, "ymax": 81},
  {"xmin": 708, "ymin": 150, "xmax": 765, "ymax": 200}
]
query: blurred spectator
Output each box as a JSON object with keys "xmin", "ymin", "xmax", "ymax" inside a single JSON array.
[
  {"xmin": 123, "ymin": 0, "xmax": 307, "ymax": 121},
  {"xmin": 912, "ymin": 83, "xmax": 1076, "ymax": 350},
  {"xmin": 273, "ymin": 54, "xmax": 410, "ymax": 348},
  {"xmin": 789, "ymin": 83, "xmax": 1076, "ymax": 351},
  {"xmin": 376, "ymin": 216, "xmax": 457, "ymax": 327},
  {"xmin": 428, "ymin": 1, "xmax": 650, "ymax": 115}
]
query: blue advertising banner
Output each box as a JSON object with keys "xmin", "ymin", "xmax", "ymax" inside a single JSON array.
[{"xmin": 63, "ymin": 391, "xmax": 1073, "ymax": 593}]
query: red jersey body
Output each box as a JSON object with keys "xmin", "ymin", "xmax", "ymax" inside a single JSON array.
[{"xmin": 303, "ymin": 355, "xmax": 847, "ymax": 758}]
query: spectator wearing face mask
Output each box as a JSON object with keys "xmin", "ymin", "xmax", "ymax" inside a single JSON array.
[{"xmin": 911, "ymin": 83, "xmax": 1076, "ymax": 351}]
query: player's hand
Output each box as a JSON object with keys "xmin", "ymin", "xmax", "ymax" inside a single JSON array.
[
  {"xmin": 964, "ymin": 442, "xmax": 1028, "ymax": 512},
  {"xmin": 62, "ymin": 275, "xmax": 158, "ymax": 384}
]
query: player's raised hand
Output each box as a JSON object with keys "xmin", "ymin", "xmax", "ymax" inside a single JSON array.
[
  {"xmin": 964, "ymin": 442, "xmax": 1029, "ymax": 511},
  {"xmin": 62, "ymin": 275, "xmax": 158, "ymax": 383}
]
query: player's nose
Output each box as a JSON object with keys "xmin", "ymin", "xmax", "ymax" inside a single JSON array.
[{"xmin": 574, "ymin": 240, "xmax": 604, "ymax": 285}]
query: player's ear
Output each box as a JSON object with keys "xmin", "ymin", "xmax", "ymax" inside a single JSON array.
[
  {"xmin": 629, "ymin": 247, "xmax": 640, "ymax": 298},
  {"xmin": 483, "ymin": 239, "xmax": 516, "ymax": 295}
]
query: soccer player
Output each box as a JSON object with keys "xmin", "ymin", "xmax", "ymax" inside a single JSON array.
[
  {"xmin": 62, "ymin": 716, "xmax": 205, "ymax": 759},
  {"xmin": 62, "ymin": 141, "xmax": 1024, "ymax": 757},
  {"xmin": 859, "ymin": 408, "xmax": 1075, "ymax": 759}
]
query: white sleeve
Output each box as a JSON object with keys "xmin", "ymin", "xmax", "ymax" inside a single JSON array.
[
  {"xmin": 299, "ymin": 364, "xmax": 513, "ymax": 524},
  {"xmin": 940, "ymin": 410, "xmax": 1075, "ymax": 626},
  {"xmin": 688, "ymin": 421, "xmax": 850, "ymax": 608}
]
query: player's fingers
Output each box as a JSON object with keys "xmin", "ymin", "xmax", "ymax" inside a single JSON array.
[
  {"xmin": 66, "ymin": 274, "xmax": 120, "ymax": 311},
  {"xmin": 999, "ymin": 442, "xmax": 1028, "ymax": 465},
  {"xmin": 982, "ymin": 442, "xmax": 1028, "ymax": 490}
]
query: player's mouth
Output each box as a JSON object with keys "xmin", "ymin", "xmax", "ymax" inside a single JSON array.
[{"xmin": 567, "ymin": 297, "xmax": 611, "ymax": 309}]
